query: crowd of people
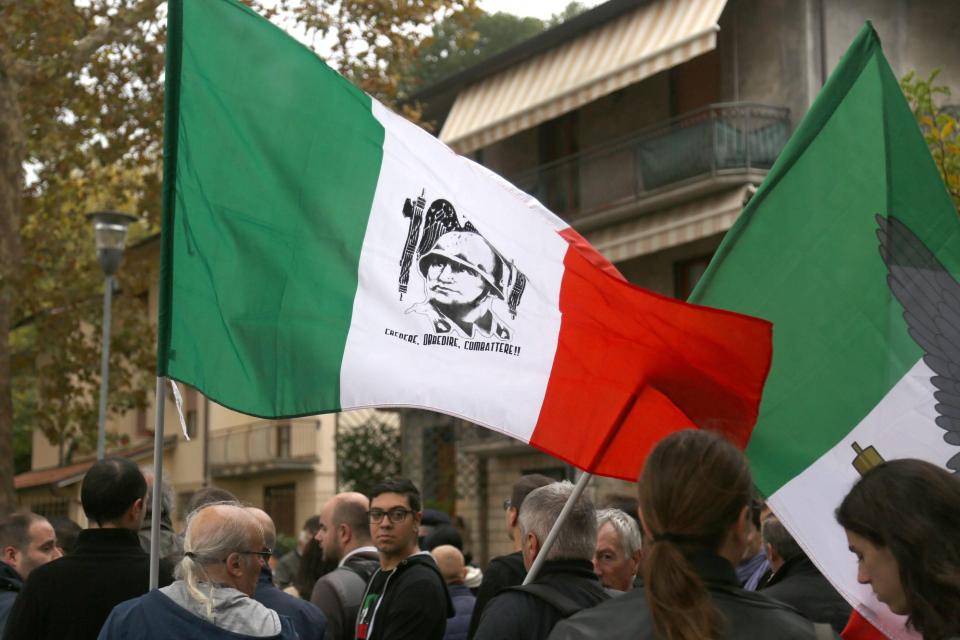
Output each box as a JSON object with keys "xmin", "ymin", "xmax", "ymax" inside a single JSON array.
[{"xmin": 0, "ymin": 429, "xmax": 957, "ymax": 639}]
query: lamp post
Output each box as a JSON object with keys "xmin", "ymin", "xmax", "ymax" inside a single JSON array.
[{"xmin": 87, "ymin": 211, "xmax": 137, "ymax": 461}]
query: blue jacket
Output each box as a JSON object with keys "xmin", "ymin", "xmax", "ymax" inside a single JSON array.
[
  {"xmin": 98, "ymin": 589, "xmax": 299, "ymax": 640},
  {"xmin": 443, "ymin": 584, "xmax": 475, "ymax": 640},
  {"xmin": 254, "ymin": 566, "xmax": 327, "ymax": 640}
]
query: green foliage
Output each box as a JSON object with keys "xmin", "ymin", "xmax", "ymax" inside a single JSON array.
[
  {"xmin": 336, "ymin": 415, "xmax": 401, "ymax": 497},
  {"xmin": 901, "ymin": 69, "xmax": 960, "ymax": 212},
  {"xmin": 403, "ymin": 2, "xmax": 589, "ymax": 94},
  {"xmin": 0, "ymin": 0, "xmax": 473, "ymax": 503}
]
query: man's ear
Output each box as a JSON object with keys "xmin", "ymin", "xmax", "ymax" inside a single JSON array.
[
  {"xmin": 225, "ymin": 552, "xmax": 243, "ymax": 576},
  {"xmin": 526, "ymin": 532, "xmax": 541, "ymax": 560},
  {"xmin": 127, "ymin": 497, "xmax": 145, "ymax": 525},
  {"xmin": 1, "ymin": 545, "xmax": 18, "ymax": 566},
  {"xmin": 507, "ymin": 507, "xmax": 519, "ymax": 530},
  {"xmin": 339, "ymin": 522, "xmax": 351, "ymax": 545},
  {"xmin": 765, "ymin": 543, "xmax": 779, "ymax": 565},
  {"xmin": 413, "ymin": 511, "xmax": 422, "ymax": 532}
]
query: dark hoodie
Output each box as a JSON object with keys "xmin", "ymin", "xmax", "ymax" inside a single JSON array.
[
  {"xmin": 0, "ymin": 562, "xmax": 22, "ymax": 635},
  {"xmin": 355, "ymin": 551, "xmax": 454, "ymax": 640}
]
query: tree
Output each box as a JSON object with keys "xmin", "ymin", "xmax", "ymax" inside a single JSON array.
[
  {"xmin": 403, "ymin": 2, "xmax": 589, "ymax": 95},
  {"xmin": 336, "ymin": 411, "xmax": 401, "ymax": 497},
  {"xmin": 901, "ymin": 69, "xmax": 960, "ymax": 213},
  {"xmin": 0, "ymin": 0, "xmax": 472, "ymax": 513}
]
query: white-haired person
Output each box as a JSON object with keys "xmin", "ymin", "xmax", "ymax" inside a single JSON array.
[
  {"xmin": 98, "ymin": 503, "xmax": 298, "ymax": 639},
  {"xmin": 592, "ymin": 508, "xmax": 642, "ymax": 593}
]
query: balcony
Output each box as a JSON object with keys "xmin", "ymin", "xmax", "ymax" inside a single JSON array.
[
  {"xmin": 208, "ymin": 418, "xmax": 319, "ymax": 478},
  {"xmin": 508, "ymin": 103, "xmax": 789, "ymax": 225}
]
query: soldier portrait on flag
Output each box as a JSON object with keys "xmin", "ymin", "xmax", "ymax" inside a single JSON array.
[{"xmin": 399, "ymin": 194, "xmax": 527, "ymax": 341}]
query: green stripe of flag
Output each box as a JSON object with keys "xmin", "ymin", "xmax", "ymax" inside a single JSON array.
[
  {"xmin": 158, "ymin": 0, "xmax": 385, "ymax": 416},
  {"xmin": 690, "ymin": 23, "xmax": 960, "ymax": 495}
]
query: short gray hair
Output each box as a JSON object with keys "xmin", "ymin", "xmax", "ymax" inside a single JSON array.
[
  {"xmin": 596, "ymin": 508, "xmax": 642, "ymax": 556},
  {"xmin": 761, "ymin": 515, "xmax": 803, "ymax": 563},
  {"xmin": 177, "ymin": 503, "xmax": 261, "ymax": 619},
  {"xmin": 518, "ymin": 481, "xmax": 596, "ymax": 562}
]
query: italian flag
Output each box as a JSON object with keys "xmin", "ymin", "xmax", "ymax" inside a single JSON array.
[
  {"xmin": 690, "ymin": 24, "xmax": 960, "ymax": 640},
  {"xmin": 158, "ymin": 0, "xmax": 772, "ymax": 481}
]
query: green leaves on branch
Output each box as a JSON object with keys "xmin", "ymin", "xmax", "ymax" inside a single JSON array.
[{"xmin": 901, "ymin": 69, "xmax": 960, "ymax": 212}]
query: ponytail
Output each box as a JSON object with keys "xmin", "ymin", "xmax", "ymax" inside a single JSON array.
[
  {"xmin": 642, "ymin": 538, "xmax": 719, "ymax": 640},
  {"xmin": 638, "ymin": 430, "xmax": 752, "ymax": 640}
]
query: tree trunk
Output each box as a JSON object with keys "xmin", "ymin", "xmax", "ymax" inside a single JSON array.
[{"xmin": 0, "ymin": 59, "xmax": 26, "ymax": 513}]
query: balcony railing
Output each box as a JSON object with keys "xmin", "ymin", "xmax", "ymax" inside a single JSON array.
[
  {"xmin": 208, "ymin": 419, "xmax": 319, "ymax": 476},
  {"xmin": 508, "ymin": 102, "xmax": 790, "ymax": 222}
]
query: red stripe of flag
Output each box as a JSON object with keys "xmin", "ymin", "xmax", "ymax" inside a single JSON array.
[{"xmin": 529, "ymin": 232, "xmax": 773, "ymax": 480}]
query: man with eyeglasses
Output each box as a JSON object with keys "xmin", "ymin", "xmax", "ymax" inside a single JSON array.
[
  {"xmin": 354, "ymin": 478, "xmax": 453, "ymax": 640},
  {"xmin": 99, "ymin": 503, "xmax": 300, "ymax": 639}
]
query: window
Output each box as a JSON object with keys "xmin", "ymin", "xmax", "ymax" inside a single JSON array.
[
  {"xmin": 264, "ymin": 484, "xmax": 297, "ymax": 537},
  {"xmin": 31, "ymin": 498, "xmax": 69, "ymax": 519},
  {"xmin": 185, "ymin": 387, "xmax": 198, "ymax": 439},
  {"xmin": 276, "ymin": 422, "xmax": 291, "ymax": 458}
]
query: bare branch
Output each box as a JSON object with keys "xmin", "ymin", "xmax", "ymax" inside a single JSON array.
[{"xmin": 68, "ymin": 0, "xmax": 164, "ymax": 69}]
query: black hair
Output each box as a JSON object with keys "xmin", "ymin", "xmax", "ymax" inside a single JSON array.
[
  {"xmin": 185, "ymin": 486, "xmax": 238, "ymax": 516},
  {"xmin": 47, "ymin": 516, "xmax": 82, "ymax": 555},
  {"xmin": 837, "ymin": 459, "xmax": 960, "ymax": 639},
  {"xmin": 369, "ymin": 478, "xmax": 421, "ymax": 512},
  {"xmin": 81, "ymin": 457, "xmax": 147, "ymax": 526},
  {"xmin": 304, "ymin": 515, "xmax": 321, "ymax": 535},
  {"xmin": 510, "ymin": 474, "xmax": 554, "ymax": 516}
]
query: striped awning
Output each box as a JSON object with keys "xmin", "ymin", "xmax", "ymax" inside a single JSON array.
[
  {"xmin": 586, "ymin": 185, "xmax": 752, "ymax": 263},
  {"xmin": 440, "ymin": 0, "xmax": 728, "ymax": 154}
]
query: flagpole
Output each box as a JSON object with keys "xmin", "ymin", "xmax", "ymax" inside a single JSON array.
[
  {"xmin": 522, "ymin": 471, "xmax": 593, "ymax": 585},
  {"xmin": 149, "ymin": 376, "xmax": 167, "ymax": 590}
]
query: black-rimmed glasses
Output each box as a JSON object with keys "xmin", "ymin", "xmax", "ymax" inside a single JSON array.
[
  {"xmin": 368, "ymin": 508, "xmax": 414, "ymax": 524},
  {"xmin": 236, "ymin": 548, "xmax": 273, "ymax": 560}
]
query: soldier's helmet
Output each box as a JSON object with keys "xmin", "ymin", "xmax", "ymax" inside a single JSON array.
[{"xmin": 419, "ymin": 231, "xmax": 506, "ymax": 300}]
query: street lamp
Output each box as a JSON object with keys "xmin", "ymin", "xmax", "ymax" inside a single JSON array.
[{"xmin": 87, "ymin": 211, "xmax": 138, "ymax": 461}]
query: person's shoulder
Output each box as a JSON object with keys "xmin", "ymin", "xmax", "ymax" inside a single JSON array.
[
  {"xmin": 547, "ymin": 587, "xmax": 648, "ymax": 639},
  {"xmin": 713, "ymin": 586, "xmax": 822, "ymax": 638}
]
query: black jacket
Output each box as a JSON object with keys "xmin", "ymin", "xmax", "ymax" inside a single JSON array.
[
  {"xmin": 548, "ymin": 552, "xmax": 839, "ymax": 640},
  {"xmin": 760, "ymin": 555, "xmax": 851, "ymax": 633},
  {"xmin": 0, "ymin": 562, "xmax": 22, "ymax": 636},
  {"xmin": 254, "ymin": 566, "xmax": 328, "ymax": 640},
  {"xmin": 1, "ymin": 528, "xmax": 174, "ymax": 640},
  {"xmin": 355, "ymin": 551, "xmax": 454, "ymax": 640},
  {"xmin": 467, "ymin": 551, "xmax": 525, "ymax": 639},
  {"xmin": 474, "ymin": 559, "xmax": 608, "ymax": 640}
]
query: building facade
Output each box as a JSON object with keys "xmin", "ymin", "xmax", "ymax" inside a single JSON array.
[{"xmin": 403, "ymin": 0, "xmax": 960, "ymax": 566}]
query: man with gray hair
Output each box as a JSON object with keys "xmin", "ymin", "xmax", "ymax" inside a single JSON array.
[
  {"xmin": 592, "ymin": 508, "xmax": 641, "ymax": 593},
  {"xmin": 759, "ymin": 515, "xmax": 850, "ymax": 632},
  {"xmin": 99, "ymin": 503, "xmax": 299, "ymax": 639},
  {"xmin": 473, "ymin": 482, "xmax": 608, "ymax": 640}
]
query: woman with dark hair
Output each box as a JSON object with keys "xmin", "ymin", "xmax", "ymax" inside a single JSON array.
[
  {"xmin": 836, "ymin": 459, "xmax": 960, "ymax": 640},
  {"xmin": 549, "ymin": 430, "xmax": 832, "ymax": 640}
]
